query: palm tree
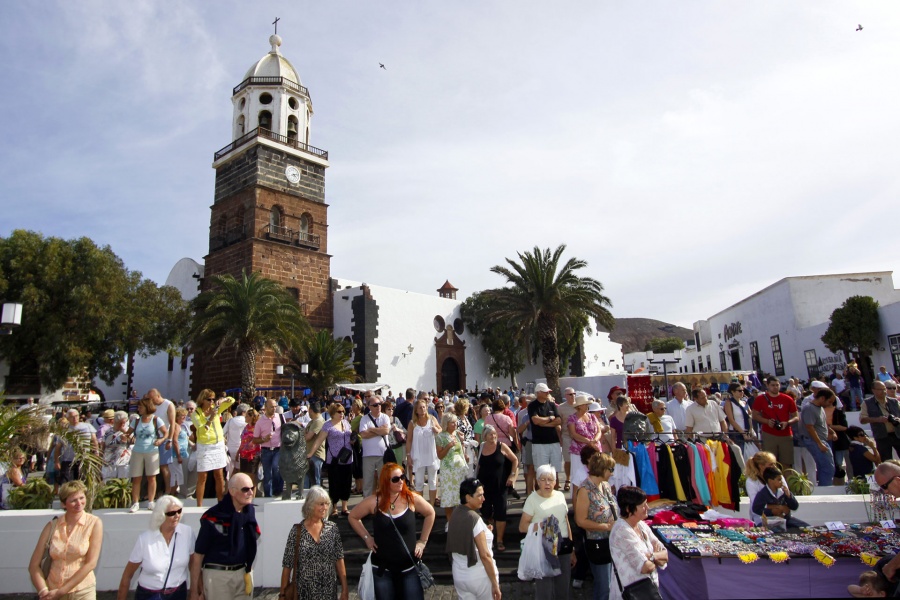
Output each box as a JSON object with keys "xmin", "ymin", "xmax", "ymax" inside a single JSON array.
[
  {"xmin": 189, "ymin": 270, "xmax": 310, "ymax": 399},
  {"xmin": 484, "ymin": 245, "xmax": 614, "ymax": 394},
  {"xmin": 0, "ymin": 403, "xmax": 103, "ymax": 510},
  {"xmin": 289, "ymin": 330, "xmax": 357, "ymax": 396}
]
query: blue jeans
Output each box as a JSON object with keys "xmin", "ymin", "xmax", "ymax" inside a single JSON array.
[
  {"xmin": 801, "ymin": 438, "xmax": 835, "ymax": 486},
  {"xmin": 305, "ymin": 456, "xmax": 324, "ymax": 490},
  {"xmin": 589, "ymin": 561, "xmax": 611, "ymax": 600},
  {"xmin": 372, "ymin": 566, "xmax": 423, "ymax": 600},
  {"xmin": 849, "ymin": 386, "xmax": 863, "ymax": 408},
  {"xmin": 260, "ymin": 447, "xmax": 283, "ymax": 497}
]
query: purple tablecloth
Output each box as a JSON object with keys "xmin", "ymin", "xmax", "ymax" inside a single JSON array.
[{"xmin": 659, "ymin": 555, "xmax": 862, "ymax": 599}]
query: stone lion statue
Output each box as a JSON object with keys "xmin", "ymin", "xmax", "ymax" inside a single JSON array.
[
  {"xmin": 623, "ymin": 410, "xmax": 650, "ymax": 442},
  {"xmin": 279, "ymin": 420, "xmax": 308, "ymax": 500}
]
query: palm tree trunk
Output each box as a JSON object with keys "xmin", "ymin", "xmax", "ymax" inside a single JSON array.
[
  {"xmin": 241, "ymin": 347, "xmax": 257, "ymax": 400},
  {"xmin": 538, "ymin": 314, "xmax": 560, "ymax": 395}
]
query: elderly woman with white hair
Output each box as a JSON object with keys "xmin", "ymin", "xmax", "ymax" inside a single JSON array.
[
  {"xmin": 520, "ymin": 464, "xmax": 575, "ymax": 599},
  {"xmin": 280, "ymin": 485, "xmax": 348, "ymax": 600},
  {"xmin": 117, "ymin": 495, "xmax": 195, "ymax": 600},
  {"xmin": 102, "ymin": 410, "xmax": 133, "ymax": 480}
]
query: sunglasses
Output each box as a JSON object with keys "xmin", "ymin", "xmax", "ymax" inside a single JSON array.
[
  {"xmin": 165, "ymin": 508, "xmax": 183, "ymax": 517},
  {"xmin": 880, "ymin": 476, "xmax": 899, "ymax": 492},
  {"xmin": 239, "ymin": 486, "xmax": 255, "ymax": 493},
  {"xmin": 335, "ymin": 410, "xmax": 345, "ymax": 414},
  {"xmin": 390, "ymin": 474, "xmax": 408, "ymax": 484}
]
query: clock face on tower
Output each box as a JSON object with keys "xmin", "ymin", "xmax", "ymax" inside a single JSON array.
[{"xmin": 285, "ymin": 165, "xmax": 301, "ymax": 184}]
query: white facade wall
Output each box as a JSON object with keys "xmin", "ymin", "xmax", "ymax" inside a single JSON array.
[
  {"xmin": 871, "ymin": 301, "xmax": 900, "ymax": 377},
  {"xmin": 685, "ymin": 272, "xmax": 900, "ymax": 382},
  {"xmin": 333, "ymin": 279, "xmax": 624, "ymax": 393}
]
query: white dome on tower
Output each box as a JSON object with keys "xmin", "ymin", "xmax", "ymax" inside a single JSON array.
[{"xmin": 243, "ymin": 34, "xmax": 302, "ymax": 84}]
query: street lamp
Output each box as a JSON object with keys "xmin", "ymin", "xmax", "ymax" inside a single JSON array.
[
  {"xmin": 1, "ymin": 302, "xmax": 23, "ymax": 335},
  {"xmin": 277, "ymin": 364, "xmax": 308, "ymax": 398},
  {"xmin": 646, "ymin": 350, "xmax": 684, "ymax": 400}
]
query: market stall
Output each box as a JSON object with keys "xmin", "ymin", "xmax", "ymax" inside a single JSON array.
[{"xmin": 652, "ymin": 521, "xmax": 897, "ymax": 599}]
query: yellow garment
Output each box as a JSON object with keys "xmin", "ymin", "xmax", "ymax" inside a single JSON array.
[
  {"xmin": 700, "ymin": 443, "xmax": 718, "ymax": 507},
  {"xmin": 648, "ymin": 413, "xmax": 664, "ymax": 433},
  {"xmin": 665, "ymin": 445, "xmax": 687, "ymax": 501},
  {"xmin": 708, "ymin": 440, "xmax": 732, "ymax": 507},
  {"xmin": 192, "ymin": 397, "xmax": 235, "ymax": 445},
  {"xmin": 48, "ymin": 512, "xmax": 101, "ymax": 593}
]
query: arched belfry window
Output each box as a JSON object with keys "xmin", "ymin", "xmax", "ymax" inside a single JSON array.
[
  {"xmin": 287, "ymin": 116, "xmax": 299, "ymax": 141},
  {"xmin": 216, "ymin": 215, "xmax": 227, "ymax": 235},
  {"xmin": 237, "ymin": 115, "xmax": 245, "ymax": 135},
  {"xmin": 258, "ymin": 110, "xmax": 272, "ymax": 131},
  {"xmin": 299, "ymin": 213, "xmax": 310, "ymax": 234},
  {"xmin": 270, "ymin": 206, "xmax": 284, "ymax": 230}
]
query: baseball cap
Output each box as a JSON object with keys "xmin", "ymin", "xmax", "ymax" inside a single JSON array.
[{"xmin": 534, "ymin": 383, "xmax": 551, "ymax": 393}]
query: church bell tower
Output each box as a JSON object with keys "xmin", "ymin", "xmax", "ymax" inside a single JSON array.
[{"xmin": 192, "ymin": 33, "xmax": 332, "ymax": 396}]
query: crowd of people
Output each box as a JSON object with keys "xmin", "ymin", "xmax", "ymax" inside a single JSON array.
[{"xmin": 8, "ymin": 364, "xmax": 900, "ymax": 599}]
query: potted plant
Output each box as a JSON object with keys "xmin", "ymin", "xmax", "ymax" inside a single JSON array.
[
  {"xmin": 93, "ymin": 478, "xmax": 132, "ymax": 509},
  {"xmin": 783, "ymin": 468, "xmax": 815, "ymax": 496},
  {"xmin": 8, "ymin": 478, "xmax": 54, "ymax": 509}
]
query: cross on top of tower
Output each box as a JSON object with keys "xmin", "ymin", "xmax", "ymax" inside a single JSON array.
[{"xmin": 273, "ymin": 16, "xmax": 280, "ymax": 35}]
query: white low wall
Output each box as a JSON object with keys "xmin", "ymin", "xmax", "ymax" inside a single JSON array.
[
  {"xmin": 713, "ymin": 494, "xmax": 871, "ymax": 525},
  {"xmin": 0, "ymin": 498, "xmax": 307, "ymax": 594}
]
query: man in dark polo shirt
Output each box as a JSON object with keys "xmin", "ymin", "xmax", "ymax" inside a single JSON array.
[
  {"xmin": 527, "ymin": 383, "xmax": 563, "ymax": 474},
  {"xmin": 192, "ymin": 473, "xmax": 260, "ymax": 600}
]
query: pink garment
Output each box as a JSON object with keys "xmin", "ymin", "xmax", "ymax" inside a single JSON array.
[
  {"xmin": 647, "ymin": 443, "xmax": 659, "ymax": 482},
  {"xmin": 567, "ymin": 413, "xmax": 601, "ymax": 455}
]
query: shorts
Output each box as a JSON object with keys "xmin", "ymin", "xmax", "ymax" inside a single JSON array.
[
  {"xmin": 521, "ymin": 440, "xmax": 533, "ymax": 466},
  {"xmin": 130, "ymin": 451, "xmax": 161, "ymax": 478},
  {"xmin": 159, "ymin": 442, "xmax": 174, "ymax": 466},
  {"xmin": 531, "ymin": 442, "xmax": 563, "ymax": 473},
  {"xmin": 169, "ymin": 461, "xmax": 185, "ymax": 486}
]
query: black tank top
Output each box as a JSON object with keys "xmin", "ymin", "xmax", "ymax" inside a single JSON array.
[
  {"xmin": 478, "ymin": 444, "xmax": 506, "ymax": 492},
  {"xmin": 372, "ymin": 506, "xmax": 416, "ymax": 572}
]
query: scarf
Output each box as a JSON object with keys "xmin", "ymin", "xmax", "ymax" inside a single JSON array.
[
  {"xmin": 648, "ymin": 412, "xmax": 664, "ymax": 433},
  {"xmin": 445, "ymin": 506, "xmax": 482, "ymax": 567}
]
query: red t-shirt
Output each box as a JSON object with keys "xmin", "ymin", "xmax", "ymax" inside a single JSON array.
[{"xmin": 752, "ymin": 393, "xmax": 797, "ymax": 437}]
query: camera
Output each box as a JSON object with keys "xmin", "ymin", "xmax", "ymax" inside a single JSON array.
[
  {"xmin": 773, "ymin": 419, "xmax": 784, "ymax": 431},
  {"xmin": 889, "ymin": 415, "xmax": 900, "ymax": 427}
]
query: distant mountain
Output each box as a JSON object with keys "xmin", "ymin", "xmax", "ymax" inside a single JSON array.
[{"xmin": 605, "ymin": 318, "xmax": 693, "ymax": 354}]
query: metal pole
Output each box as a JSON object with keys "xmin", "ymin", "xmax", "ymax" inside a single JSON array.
[
  {"xmin": 291, "ymin": 375, "xmax": 295, "ymax": 400},
  {"xmin": 663, "ymin": 360, "xmax": 670, "ymax": 401}
]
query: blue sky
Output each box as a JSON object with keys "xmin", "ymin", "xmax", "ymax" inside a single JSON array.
[{"xmin": 1, "ymin": 1, "xmax": 899, "ymax": 328}]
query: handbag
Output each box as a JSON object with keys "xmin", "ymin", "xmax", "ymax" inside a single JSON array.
[
  {"xmin": 387, "ymin": 509, "xmax": 435, "ymax": 589},
  {"xmin": 40, "ymin": 517, "xmax": 59, "ymax": 579},
  {"xmin": 585, "ymin": 538, "xmax": 611, "ymax": 564},
  {"xmin": 283, "ymin": 524, "xmax": 300, "ymax": 600},
  {"xmin": 336, "ymin": 446, "xmax": 353, "ymax": 465},
  {"xmin": 358, "ymin": 552, "xmax": 375, "ymax": 600}
]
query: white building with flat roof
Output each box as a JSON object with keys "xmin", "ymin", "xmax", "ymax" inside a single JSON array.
[{"xmin": 682, "ymin": 272, "xmax": 900, "ymax": 382}]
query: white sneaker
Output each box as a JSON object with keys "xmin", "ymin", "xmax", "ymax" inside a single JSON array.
[
  {"xmin": 147, "ymin": 502, "xmax": 155, "ymax": 511},
  {"xmin": 445, "ymin": 523, "xmax": 449, "ymax": 533},
  {"xmin": 129, "ymin": 503, "xmax": 140, "ymax": 513},
  {"xmin": 572, "ymin": 580, "xmax": 584, "ymax": 589}
]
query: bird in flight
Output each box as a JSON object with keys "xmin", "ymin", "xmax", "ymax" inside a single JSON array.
[
  {"xmin": 856, "ymin": 24, "xmax": 863, "ymax": 31},
  {"xmin": 379, "ymin": 63, "xmax": 386, "ymax": 70}
]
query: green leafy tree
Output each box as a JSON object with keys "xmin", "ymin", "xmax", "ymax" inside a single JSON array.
[
  {"xmin": 482, "ymin": 245, "xmax": 615, "ymax": 394},
  {"xmin": 461, "ymin": 291, "xmax": 526, "ymax": 387},
  {"xmin": 0, "ymin": 230, "xmax": 189, "ymax": 390},
  {"xmin": 822, "ymin": 295, "xmax": 881, "ymax": 386},
  {"xmin": 189, "ymin": 270, "xmax": 310, "ymax": 399},
  {"xmin": 644, "ymin": 337, "xmax": 687, "ymax": 353},
  {"xmin": 289, "ymin": 330, "xmax": 357, "ymax": 396}
]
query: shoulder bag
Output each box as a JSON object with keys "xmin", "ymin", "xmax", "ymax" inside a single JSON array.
[
  {"xmin": 611, "ymin": 525, "xmax": 663, "ymax": 600},
  {"xmin": 39, "ymin": 517, "xmax": 59, "ymax": 579},
  {"xmin": 370, "ymin": 414, "xmax": 396, "ymax": 464},
  {"xmin": 387, "ymin": 510, "xmax": 435, "ymax": 589},
  {"xmin": 585, "ymin": 486, "xmax": 617, "ymax": 565},
  {"xmin": 283, "ymin": 524, "xmax": 300, "ymax": 600}
]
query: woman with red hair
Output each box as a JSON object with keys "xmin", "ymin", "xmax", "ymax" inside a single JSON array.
[{"xmin": 349, "ymin": 463, "xmax": 436, "ymax": 600}]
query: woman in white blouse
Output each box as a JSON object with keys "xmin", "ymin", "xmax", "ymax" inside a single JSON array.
[
  {"xmin": 609, "ymin": 486, "xmax": 668, "ymax": 600},
  {"xmin": 117, "ymin": 495, "xmax": 195, "ymax": 600}
]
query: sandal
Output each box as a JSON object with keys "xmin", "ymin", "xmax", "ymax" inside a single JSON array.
[
  {"xmin": 497, "ymin": 542, "xmax": 506, "ymax": 552},
  {"xmin": 563, "ymin": 481, "xmax": 571, "ymax": 492}
]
